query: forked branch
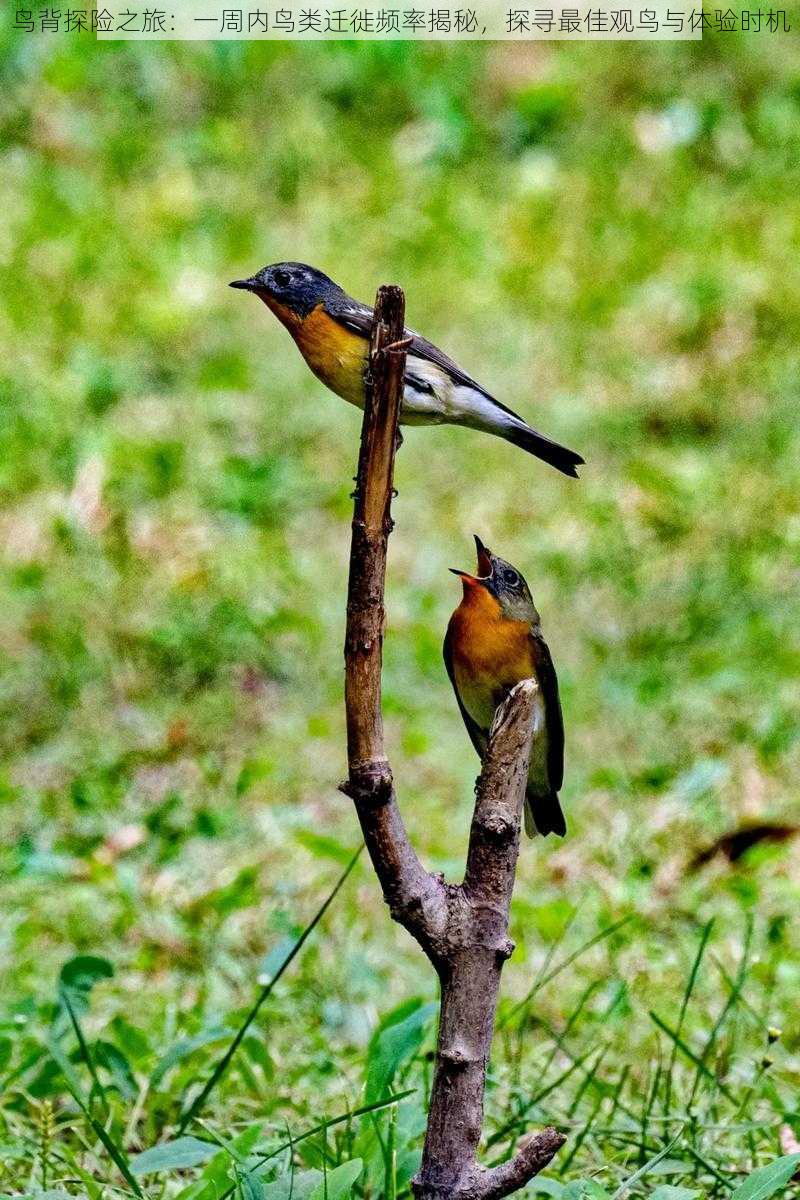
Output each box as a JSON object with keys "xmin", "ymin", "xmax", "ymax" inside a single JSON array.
[{"xmin": 340, "ymin": 284, "xmax": 565, "ymax": 1200}]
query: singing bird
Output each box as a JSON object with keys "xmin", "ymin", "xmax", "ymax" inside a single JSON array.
[
  {"xmin": 444, "ymin": 537, "xmax": 566, "ymax": 837},
  {"xmin": 230, "ymin": 262, "xmax": 584, "ymax": 477}
]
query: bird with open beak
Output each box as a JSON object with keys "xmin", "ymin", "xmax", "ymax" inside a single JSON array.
[{"xmin": 444, "ymin": 536, "xmax": 566, "ymax": 837}]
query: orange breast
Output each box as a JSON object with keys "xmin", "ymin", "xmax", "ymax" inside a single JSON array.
[
  {"xmin": 291, "ymin": 304, "xmax": 368, "ymax": 407},
  {"xmin": 448, "ymin": 585, "xmax": 535, "ymax": 730}
]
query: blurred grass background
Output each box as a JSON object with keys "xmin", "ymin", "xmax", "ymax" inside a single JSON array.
[{"xmin": 1, "ymin": 24, "xmax": 800, "ymax": 1196}]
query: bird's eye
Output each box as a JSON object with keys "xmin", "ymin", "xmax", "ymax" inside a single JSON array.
[
  {"xmin": 504, "ymin": 569, "xmax": 520, "ymax": 587},
  {"xmin": 273, "ymin": 269, "xmax": 291, "ymax": 289}
]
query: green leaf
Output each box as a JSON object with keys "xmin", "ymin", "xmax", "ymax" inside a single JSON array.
[
  {"xmin": 564, "ymin": 1183, "xmax": 612, "ymax": 1199},
  {"xmin": 237, "ymin": 1170, "xmax": 266, "ymax": 1200},
  {"xmin": 151, "ymin": 1026, "xmax": 234, "ymax": 1086},
  {"xmin": 294, "ymin": 831, "xmax": 354, "ymax": 865},
  {"xmin": 94, "ymin": 1039, "xmax": 137, "ymax": 1099},
  {"xmin": 58, "ymin": 955, "xmax": 114, "ymax": 1014},
  {"xmin": 174, "ymin": 1184, "xmax": 220, "ymax": 1200},
  {"xmin": 200, "ymin": 867, "xmax": 260, "ymax": 919},
  {"xmin": 530, "ymin": 1182, "xmax": 565, "ymax": 1197},
  {"xmin": 224, "ymin": 1123, "xmax": 265, "ymax": 1161},
  {"xmin": 0, "ymin": 1144, "xmax": 31, "ymax": 1161},
  {"xmin": 0, "ymin": 1037, "xmax": 12, "ymax": 1073},
  {"xmin": 729, "ymin": 1155, "xmax": 800, "ymax": 1200},
  {"xmin": 645, "ymin": 1162, "xmax": 695, "ymax": 1178},
  {"xmin": 364, "ymin": 1001, "xmax": 436, "ymax": 1103},
  {"xmin": 650, "ymin": 1189, "xmax": 701, "ymax": 1200},
  {"xmin": 260, "ymin": 1170, "xmax": 323, "ymax": 1200},
  {"xmin": 189, "ymin": 1124, "xmax": 265, "ymax": 1197},
  {"xmin": 613, "ymin": 1132, "xmax": 684, "ymax": 1199},
  {"xmin": 308, "ymin": 1160, "xmax": 363, "ymax": 1200},
  {"xmin": 59, "ymin": 955, "xmax": 114, "ymax": 993},
  {"xmin": 109, "ymin": 1016, "xmax": 151, "ymax": 1062},
  {"xmin": 131, "ymin": 1137, "xmax": 220, "ymax": 1176}
]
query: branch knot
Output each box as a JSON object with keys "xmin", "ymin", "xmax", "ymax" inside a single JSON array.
[
  {"xmin": 339, "ymin": 761, "xmax": 393, "ymax": 808},
  {"xmin": 439, "ymin": 1038, "xmax": 479, "ymax": 1067},
  {"xmin": 473, "ymin": 812, "xmax": 517, "ymax": 842}
]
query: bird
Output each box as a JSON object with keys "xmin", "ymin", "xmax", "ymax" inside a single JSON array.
[
  {"xmin": 229, "ymin": 262, "xmax": 584, "ymax": 477},
  {"xmin": 444, "ymin": 536, "xmax": 566, "ymax": 837}
]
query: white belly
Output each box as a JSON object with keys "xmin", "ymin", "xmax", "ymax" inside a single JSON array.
[
  {"xmin": 332, "ymin": 349, "xmax": 510, "ymax": 437},
  {"xmin": 337, "ymin": 379, "xmax": 446, "ymax": 423},
  {"xmin": 400, "ymin": 365, "xmax": 509, "ymax": 437},
  {"xmin": 400, "ymin": 382, "xmax": 449, "ymax": 425},
  {"xmin": 399, "ymin": 357, "xmax": 451, "ymax": 425}
]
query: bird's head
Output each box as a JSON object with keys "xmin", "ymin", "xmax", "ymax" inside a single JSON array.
[
  {"xmin": 450, "ymin": 536, "xmax": 538, "ymax": 624},
  {"xmin": 229, "ymin": 262, "xmax": 341, "ymax": 326}
]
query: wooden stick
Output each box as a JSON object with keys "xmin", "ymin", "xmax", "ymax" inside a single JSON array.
[{"xmin": 341, "ymin": 284, "xmax": 565, "ymax": 1200}]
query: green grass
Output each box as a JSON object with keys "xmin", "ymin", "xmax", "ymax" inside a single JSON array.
[{"xmin": 1, "ymin": 24, "xmax": 800, "ymax": 1200}]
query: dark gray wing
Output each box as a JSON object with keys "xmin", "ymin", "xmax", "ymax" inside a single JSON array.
[
  {"xmin": 443, "ymin": 625, "xmax": 488, "ymax": 760},
  {"xmin": 324, "ymin": 297, "xmax": 527, "ymax": 421},
  {"xmin": 530, "ymin": 632, "xmax": 564, "ymax": 791}
]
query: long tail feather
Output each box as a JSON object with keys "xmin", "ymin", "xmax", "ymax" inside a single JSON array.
[
  {"xmin": 504, "ymin": 422, "xmax": 584, "ymax": 478},
  {"xmin": 524, "ymin": 792, "xmax": 567, "ymax": 838}
]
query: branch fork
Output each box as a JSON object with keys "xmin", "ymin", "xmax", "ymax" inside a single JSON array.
[{"xmin": 342, "ymin": 284, "xmax": 565, "ymax": 1199}]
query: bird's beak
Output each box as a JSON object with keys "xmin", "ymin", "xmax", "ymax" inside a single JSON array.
[
  {"xmin": 229, "ymin": 277, "xmax": 259, "ymax": 291},
  {"xmin": 473, "ymin": 534, "xmax": 493, "ymax": 578},
  {"xmin": 449, "ymin": 568, "xmax": 481, "ymax": 586}
]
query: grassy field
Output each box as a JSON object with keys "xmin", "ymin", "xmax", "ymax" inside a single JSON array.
[{"xmin": 1, "ymin": 26, "xmax": 800, "ymax": 1200}]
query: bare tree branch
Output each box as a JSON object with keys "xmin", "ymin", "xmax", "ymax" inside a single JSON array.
[
  {"xmin": 341, "ymin": 284, "xmax": 565, "ymax": 1199},
  {"xmin": 415, "ymin": 682, "xmax": 565, "ymax": 1200},
  {"xmin": 340, "ymin": 284, "xmax": 447, "ymax": 957}
]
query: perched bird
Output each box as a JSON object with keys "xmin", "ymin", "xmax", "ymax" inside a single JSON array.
[
  {"xmin": 230, "ymin": 262, "xmax": 584, "ymax": 477},
  {"xmin": 444, "ymin": 537, "xmax": 566, "ymax": 837}
]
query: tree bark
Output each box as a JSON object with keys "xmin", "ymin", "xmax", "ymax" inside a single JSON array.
[{"xmin": 340, "ymin": 284, "xmax": 565, "ymax": 1200}]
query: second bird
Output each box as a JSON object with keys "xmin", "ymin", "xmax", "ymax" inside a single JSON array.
[
  {"xmin": 444, "ymin": 537, "xmax": 566, "ymax": 837},
  {"xmin": 230, "ymin": 262, "xmax": 584, "ymax": 478}
]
